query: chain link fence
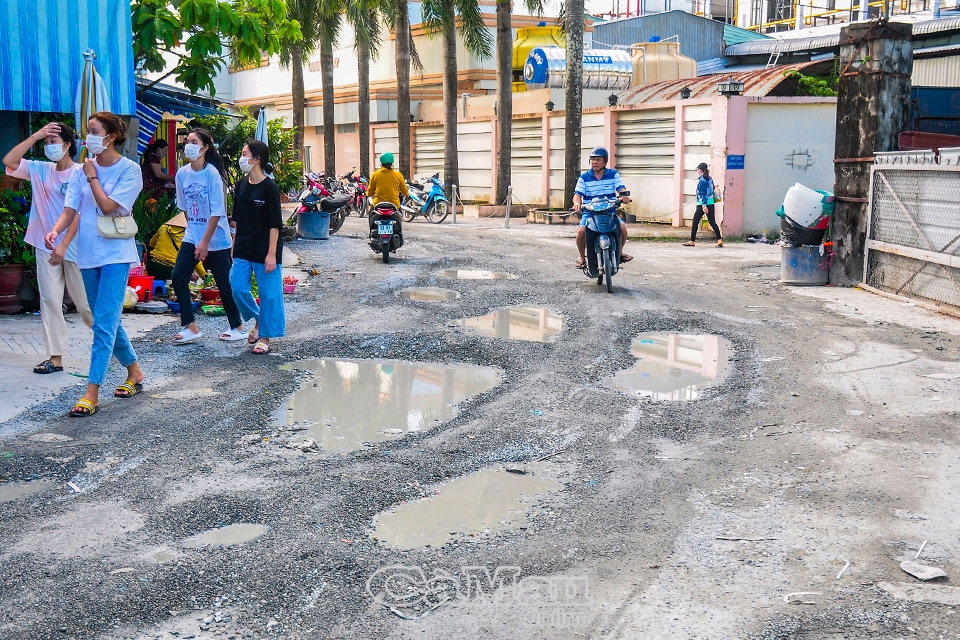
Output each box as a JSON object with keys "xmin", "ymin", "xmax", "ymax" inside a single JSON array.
[{"xmin": 864, "ymin": 150, "xmax": 960, "ymax": 312}]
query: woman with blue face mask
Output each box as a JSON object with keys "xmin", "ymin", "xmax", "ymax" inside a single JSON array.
[
  {"xmin": 2, "ymin": 122, "xmax": 94, "ymax": 374},
  {"xmin": 44, "ymin": 112, "xmax": 146, "ymax": 417}
]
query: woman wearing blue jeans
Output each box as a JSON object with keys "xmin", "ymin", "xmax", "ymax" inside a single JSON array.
[
  {"xmin": 229, "ymin": 139, "xmax": 285, "ymax": 354},
  {"xmin": 46, "ymin": 112, "xmax": 145, "ymax": 417}
]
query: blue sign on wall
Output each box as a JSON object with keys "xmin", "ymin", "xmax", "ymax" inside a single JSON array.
[{"xmin": 726, "ymin": 155, "xmax": 745, "ymax": 170}]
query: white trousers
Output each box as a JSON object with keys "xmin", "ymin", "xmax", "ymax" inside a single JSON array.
[{"xmin": 34, "ymin": 252, "xmax": 93, "ymax": 359}]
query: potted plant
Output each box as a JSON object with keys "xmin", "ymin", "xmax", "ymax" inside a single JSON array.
[{"xmin": 0, "ymin": 186, "xmax": 33, "ymax": 313}]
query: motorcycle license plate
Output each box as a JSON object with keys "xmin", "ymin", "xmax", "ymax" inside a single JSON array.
[{"xmin": 378, "ymin": 223, "xmax": 393, "ymax": 234}]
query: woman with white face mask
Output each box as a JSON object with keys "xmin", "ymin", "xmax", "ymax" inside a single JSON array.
[
  {"xmin": 44, "ymin": 111, "xmax": 146, "ymax": 417},
  {"xmin": 229, "ymin": 139, "xmax": 285, "ymax": 355},
  {"xmin": 170, "ymin": 128, "xmax": 247, "ymax": 344},
  {"xmin": 2, "ymin": 122, "xmax": 93, "ymax": 374}
]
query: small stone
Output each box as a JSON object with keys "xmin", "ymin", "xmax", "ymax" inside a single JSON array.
[{"xmin": 900, "ymin": 561, "xmax": 948, "ymax": 581}]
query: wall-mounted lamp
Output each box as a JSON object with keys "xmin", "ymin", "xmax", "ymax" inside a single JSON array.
[
  {"xmin": 679, "ymin": 87, "xmax": 692, "ymax": 100},
  {"xmin": 717, "ymin": 77, "xmax": 745, "ymax": 97},
  {"xmin": 545, "ymin": 100, "xmax": 555, "ymax": 112},
  {"xmin": 607, "ymin": 93, "xmax": 618, "ymax": 106}
]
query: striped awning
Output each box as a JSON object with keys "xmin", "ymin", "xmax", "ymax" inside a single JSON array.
[
  {"xmin": 136, "ymin": 100, "xmax": 164, "ymax": 156},
  {"xmin": 0, "ymin": 0, "xmax": 136, "ymax": 115}
]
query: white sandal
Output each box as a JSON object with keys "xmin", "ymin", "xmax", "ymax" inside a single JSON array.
[
  {"xmin": 173, "ymin": 327, "xmax": 203, "ymax": 344},
  {"xmin": 220, "ymin": 327, "xmax": 249, "ymax": 342}
]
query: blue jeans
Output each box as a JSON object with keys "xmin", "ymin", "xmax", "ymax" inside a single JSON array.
[
  {"xmin": 229, "ymin": 258, "xmax": 286, "ymax": 339},
  {"xmin": 81, "ymin": 263, "xmax": 138, "ymax": 386}
]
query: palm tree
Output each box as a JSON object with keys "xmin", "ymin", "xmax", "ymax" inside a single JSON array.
[
  {"xmin": 318, "ymin": 1, "xmax": 343, "ymax": 177},
  {"xmin": 564, "ymin": 0, "xmax": 584, "ymax": 209},
  {"xmin": 279, "ymin": 0, "xmax": 322, "ymax": 159},
  {"xmin": 423, "ymin": 0, "xmax": 492, "ymax": 196},
  {"xmin": 496, "ymin": 0, "xmax": 545, "ymax": 204},
  {"xmin": 394, "ymin": 0, "xmax": 412, "ymax": 177},
  {"xmin": 346, "ymin": 0, "xmax": 387, "ymax": 178}
]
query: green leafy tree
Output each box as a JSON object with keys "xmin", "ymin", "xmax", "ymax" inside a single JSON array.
[
  {"xmin": 280, "ymin": 0, "xmax": 324, "ymax": 159},
  {"xmin": 346, "ymin": 0, "xmax": 389, "ymax": 178},
  {"xmin": 317, "ymin": 1, "xmax": 344, "ymax": 177},
  {"xmin": 132, "ymin": 0, "xmax": 303, "ymax": 96},
  {"xmin": 422, "ymin": 0, "xmax": 493, "ymax": 194},
  {"xmin": 563, "ymin": 0, "xmax": 584, "ymax": 209}
]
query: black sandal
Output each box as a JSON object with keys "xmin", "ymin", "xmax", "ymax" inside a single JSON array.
[
  {"xmin": 34, "ymin": 360, "xmax": 63, "ymax": 374},
  {"xmin": 575, "ymin": 259, "xmax": 587, "ymax": 269}
]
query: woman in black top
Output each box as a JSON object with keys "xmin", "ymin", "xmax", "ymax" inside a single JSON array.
[
  {"xmin": 140, "ymin": 140, "xmax": 174, "ymax": 198},
  {"xmin": 228, "ymin": 140, "xmax": 285, "ymax": 354}
]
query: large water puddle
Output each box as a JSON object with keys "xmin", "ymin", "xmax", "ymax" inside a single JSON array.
[
  {"xmin": 606, "ymin": 333, "xmax": 733, "ymax": 401},
  {"xmin": 397, "ymin": 287, "xmax": 461, "ymax": 301},
  {"xmin": 283, "ymin": 359, "xmax": 501, "ymax": 451},
  {"xmin": 372, "ymin": 467, "xmax": 561, "ymax": 549},
  {"xmin": 438, "ymin": 269, "xmax": 517, "ymax": 280},
  {"xmin": 0, "ymin": 481, "xmax": 53, "ymax": 503},
  {"xmin": 454, "ymin": 306, "xmax": 564, "ymax": 343},
  {"xmin": 182, "ymin": 523, "xmax": 267, "ymax": 548}
]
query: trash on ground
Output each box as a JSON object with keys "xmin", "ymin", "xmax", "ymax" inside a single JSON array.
[
  {"xmin": 783, "ymin": 592, "xmax": 821, "ymax": 605},
  {"xmin": 900, "ymin": 561, "xmax": 948, "ymax": 581},
  {"xmin": 836, "ymin": 560, "xmax": 851, "ymax": 579}
]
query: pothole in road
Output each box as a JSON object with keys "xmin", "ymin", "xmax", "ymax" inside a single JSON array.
[
  {"xmin": 606, "ymin": 333, "xmax": 733, "ymax": 400},
  {"xmin": 182, "ymin": 524, "xmax": 267, "ymax": 548},
  {"xmin": 282, "ymin": 359, "xmax": 501, "ymax": 452},
  {"xmin": 0, "ymin": 481, "xmax": 53, "ymax": 503},
  {"xmin": 438, "ymin": 269, "xmax": 518, "ymax": 280},
  {"xmin": 397, "ymin": 287, "xmax": 461, "ymax": 301},
  {"xmin": 371, "ymin": 467, "xmax": 561, "ymax": 549},
  {"xmin": 454, "ymin": 306, "xmax": 565, "ymax": 342}
]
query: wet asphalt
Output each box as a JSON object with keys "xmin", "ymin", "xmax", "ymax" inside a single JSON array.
[{"xmin": 0, "ymin": 216, "xmax": 958, "ymax": 639}]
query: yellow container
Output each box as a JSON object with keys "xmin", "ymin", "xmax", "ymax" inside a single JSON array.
[{"xmin": 513, "ymin": 25, "xmax": 565, "ymax": 83}]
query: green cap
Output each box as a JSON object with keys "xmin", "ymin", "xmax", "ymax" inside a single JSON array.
[{"xmin": 380, "ymin": 152, "xmax": 394, "ymax": 166}]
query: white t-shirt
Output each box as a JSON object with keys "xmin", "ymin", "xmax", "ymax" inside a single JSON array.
[
  {"xmin": 64, "ymin": 157, "xmax": 143, "ymax": 269},
  {"xmin": 175, "ymin": 163, "xmax": 232, "ymax": 251},
  {"xmin": 5, "ymin": 160, "xmax": 80, "ymax": 262}
]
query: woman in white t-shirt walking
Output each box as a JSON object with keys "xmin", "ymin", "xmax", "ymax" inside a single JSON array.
[
  {"xmin": 170, "ymin": 129, "xmax": 247, "ymax": 344},
  {"xmin": 3, "ymin": 122, "xmax": 93, "ymax": 374},
  {"xmin": 45, "ymin": 112, "xmax": 146, "ymax": 418}
]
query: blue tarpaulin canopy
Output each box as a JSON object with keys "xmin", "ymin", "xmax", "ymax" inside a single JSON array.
[{"xmin": 0, "ymin": 0, "xmax": 136, "ymax": 115}]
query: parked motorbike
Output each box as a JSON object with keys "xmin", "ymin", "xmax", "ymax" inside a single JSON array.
[
  {"xmin": 400, "ymin": 173, "xmax": 449, "ymax": 224},
  {"xmin": 368, "ymin": 202, "xmax": 404, "ymax": 263},
  {"xmin": 293, "ymin": 173, "xmax": 351, "ymax": 234},
  {"xmin": 341, "ymin": 169, "xmax": 369, "ymax": 218},
  {"xmin": 579, "ymin": 191, "xmax": 629, "ymax": 293}
]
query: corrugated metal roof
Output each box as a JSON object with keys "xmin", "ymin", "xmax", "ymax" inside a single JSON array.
[
  {"xmin": 913, "ymin": 56, "xmax": 960, "ymax": 86},
  {"xmin": 697, "ymin": 57, "xmax": 732, "ymax": 75},
  {"xmin": 592, "ymin": 10, "xmax": 725, "ymax": 62},
  {"xmin": 725, "ymin": 34, "xmax": 840, "ymax": 56},
  {"xmin": 618, "ymin": 60, "xmax": 833, "ymax": 104},
  {"xmin": 723, "ymin": 23, "xmax": 771, "ymax": 46},
  {"xmin": 725, "ymin": 16, "xmax": 960, "ymax": 57}
]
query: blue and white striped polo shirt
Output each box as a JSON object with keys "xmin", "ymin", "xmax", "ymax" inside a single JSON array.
[{"xmin": 575, "ymin": 168, "xmax": 626, "ymax": 203}]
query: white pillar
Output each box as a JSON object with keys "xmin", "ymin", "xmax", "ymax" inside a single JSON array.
[
  {"xmin": 859, "ymin": 0, "xmax": 870, "ymax": 21},
  {"xmin": 794, "ymin": 1, "xmax": 804, "ymax": 31}
]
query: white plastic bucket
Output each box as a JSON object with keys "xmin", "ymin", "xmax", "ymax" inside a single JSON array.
[{"xmin": 782, "ymin": 183, "xmax": 825, "ymax": 228}]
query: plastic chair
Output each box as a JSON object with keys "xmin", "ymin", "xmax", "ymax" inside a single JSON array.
[{"xmin": 152, "ymin": 281, "xmax": 168, "ymax": 298}]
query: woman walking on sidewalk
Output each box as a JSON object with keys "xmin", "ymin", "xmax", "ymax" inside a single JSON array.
[
  {"xmin": 3, "ymin": 122, "xmax": 93, "ymax": 374},
  {"xmin": 229, "ymin": 140, "xmax": 285, "ymax": 355},
  {"xmin": 683, "ymin": 162, "xmax": 723, "ymax": 247},
  {"xmin": 170, "ymin": 129, "xmax": 247, "ymax": 344},
  {"xmin": 44, "ymin": 112, "xmax": 145, "ymax": 417}
]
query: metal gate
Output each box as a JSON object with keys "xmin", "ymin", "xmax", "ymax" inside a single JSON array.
[{"xmin": 863, "ymin": 148, "xmax": 960, "ymax": 315}]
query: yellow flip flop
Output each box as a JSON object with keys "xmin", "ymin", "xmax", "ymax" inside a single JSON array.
[
  {"xmin": 115, "ymin": 380, "xmax": 144, "ymax": 398},
  {"xmin": 69, "ymin": 398, "xmax": 98, "ymax": 417}
]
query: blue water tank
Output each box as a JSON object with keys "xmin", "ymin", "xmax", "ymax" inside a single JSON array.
[{"xmin": 523, "ymin": 47, "xmax": 633, "ymax": 91}]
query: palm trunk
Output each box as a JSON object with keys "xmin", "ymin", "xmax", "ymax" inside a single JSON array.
[
  {"xmin": 442, "ymin": 1, "xmax": 459, "ymax": 195},
  {"xmin": 321, "ymin": 38, "xmax": 336, "ymax": 176},
  {"xmin": 396, "ymin": 0, "xmax": 412, "ymax": 177},
  {"xmin": 291, "ymin": 43, "xmax": 306, "ymax": 161},
  {"xmin": 495, "ymin": 0, "xmax": 511, "ymax": 204},
  {"xmin": 564, "ymin": 0, "xmax": 584, "ymax": 209},
  {"xmin": 358, "ymin": 40, "xmax": 371, "ymax": 178}
]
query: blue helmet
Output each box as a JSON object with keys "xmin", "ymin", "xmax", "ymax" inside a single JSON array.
[{"xmin": 589, "ymin": 147, "xmax": 609, "ymax": 160}]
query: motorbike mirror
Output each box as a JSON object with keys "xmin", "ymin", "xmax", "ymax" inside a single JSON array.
[{"xmin": 620, "ymin": 191, "xmax": 630, "ymax": 196}]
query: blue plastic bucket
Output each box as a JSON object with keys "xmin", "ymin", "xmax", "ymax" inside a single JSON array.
[
  {"xmin": 297, "ymin": 210, "xmax": 330, "ymax": 239},
  {"xmin": 780, "ymin": 246, "xmax": 829, "ymax": 285}
]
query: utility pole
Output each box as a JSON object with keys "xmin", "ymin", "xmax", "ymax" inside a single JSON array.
[{"xmin": 830, "ymin": 19, "xmax": 912, "ymax": 284}]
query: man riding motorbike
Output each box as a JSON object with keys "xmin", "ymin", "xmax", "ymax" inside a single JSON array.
[
  {"xmin": 572, "ymin": 147, "xmax": 632, "ymax": 269},
  {"xmin": 367, "ymin": 152, "xmax": 408, "ymax": 209}
]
